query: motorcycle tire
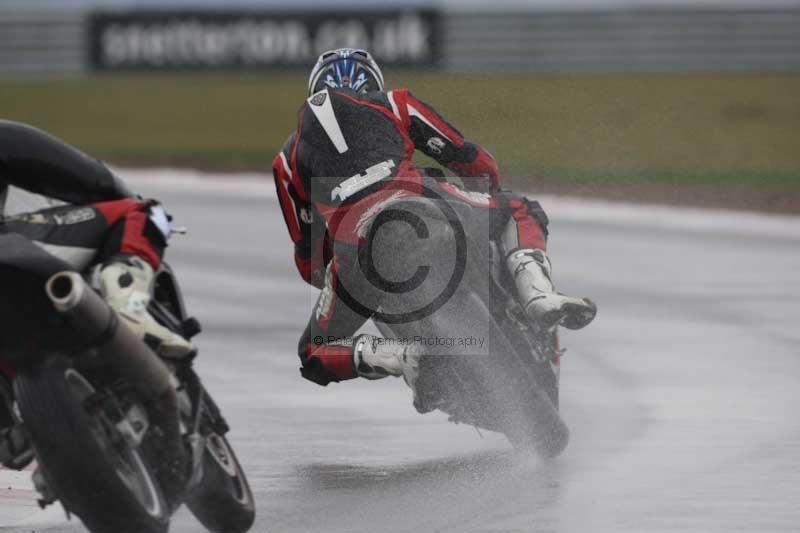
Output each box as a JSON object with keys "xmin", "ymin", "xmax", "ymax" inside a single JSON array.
[
  {"xmin": 15, "ymin": 355, "xmax": 169, "ymax": 533},
  {"xmin": 185, "ymin": 432, "xmax": 255, "ymax": 533}
]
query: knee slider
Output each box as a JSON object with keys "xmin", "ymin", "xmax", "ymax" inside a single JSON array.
[
  {"xmin": 300, "ymin": 357, "xmax": 336, "ymax": 386},
  {"xmin": 297, "ymin": 338, "xmax": 338, "ymax": 386}
]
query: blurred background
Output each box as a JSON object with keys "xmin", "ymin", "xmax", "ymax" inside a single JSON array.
[
  {"xmin": 2, "ymin": 5, "xmax": 800, "ymax": 532},
  {"xmin": 1, "ymin": 0, "xmax": 799, "ymax": 211}
]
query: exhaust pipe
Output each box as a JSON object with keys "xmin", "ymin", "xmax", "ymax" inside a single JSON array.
[
  {"xmin": 45, "ymin": 271, "xmax": 172, "ymax": 400},
  {"xmin": 46, "ymin": 271, "xmax": 188, "ymax": 501}
]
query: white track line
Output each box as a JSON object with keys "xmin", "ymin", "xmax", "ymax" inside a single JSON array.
[
  {"xmin": 116, "ymin": 167, "xmax": 274, "ymax": 198},
  {"xmin": 535, "ymin": 194, "xmax": 800, "ymax": 240},
  {"xmin": 117, "ymin": 168, "xmax": 800, "ymax": 240}
]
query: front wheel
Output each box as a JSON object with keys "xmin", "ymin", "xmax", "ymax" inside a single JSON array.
[
  {"xmin": 14, "ymin": 356, "xmax": 169, "ymax": 533},
  {"xmin": 186, "ymin": 432, "xmax": 255, "ymax": 533}
]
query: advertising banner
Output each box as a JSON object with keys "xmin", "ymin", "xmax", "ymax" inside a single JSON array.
[{"xmin": 89, "ymin": 10, "xmax": 441, "ymax": 71}]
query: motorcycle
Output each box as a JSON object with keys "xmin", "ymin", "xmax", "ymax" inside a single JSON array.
[
  {"xmin": 352, "ymin": 174, "xmax": 568, "ymax": 457},
  {"xmin": 0, "ymin": 120, "xmax": 255, "ymax": 533}
]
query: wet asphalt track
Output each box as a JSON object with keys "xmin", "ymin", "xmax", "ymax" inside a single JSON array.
[{"xmin": 2, "ymin": 170, "xmax": 799, "ymax": 532}]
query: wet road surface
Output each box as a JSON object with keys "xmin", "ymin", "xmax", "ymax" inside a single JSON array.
[{"xmin": 2, "ymin": 170, "xmax": 799, "ymax": 532}]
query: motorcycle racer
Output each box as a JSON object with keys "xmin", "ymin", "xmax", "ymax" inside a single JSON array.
[
  {"xmin": 0, "ymin": 121, "xmax": 194, "ymax": 467},
  {"xmin": 0, "ymin": 122, "xmax": 193, "ymax": 359},
  {"xmin": 273, "ymin": 49, "xmax": 597, "ymax": 388}
]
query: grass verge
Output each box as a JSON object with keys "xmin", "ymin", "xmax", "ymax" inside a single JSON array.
[{"xmin": 1, "ymin": 72, "xmax": 799, "ymax": 210}]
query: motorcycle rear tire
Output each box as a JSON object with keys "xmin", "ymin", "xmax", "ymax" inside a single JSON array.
[{"xmin": 15, "ymin": 355, "xmax": 170, "ymax": 533}]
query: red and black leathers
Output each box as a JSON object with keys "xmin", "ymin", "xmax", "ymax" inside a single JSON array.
[
  {"xmin": 0, "ymin": 199, "xmax": 167, "ymax": 271},
  {"xmin": 273, "ymin": 87, "xmax": 548, "ymax": 385},
  {"xmin": 0, "ymin": 121, "xmax": 166, "ymax": 272}
]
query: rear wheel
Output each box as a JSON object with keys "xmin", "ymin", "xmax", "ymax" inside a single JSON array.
[
  {"xmin": 470, "ymin": 354, "xmax": 569, "ymax": 457},
  {"xmin": 15, "ymin": 356, "xmax": 169, "ymax": 533},
  {"xmin": 186, "ymin": 432, "xmax": 255, "ymax": 533},
  {"xmin": 491, "ymin": 285, "xmax": 566, "ymax": 455},
  {"xmin": 500, "ymin": 327, "xmax": 567, "ymax": 455},
  {"xmin": 501, "ymin": 372, "xmax": 569, "ymax": 457},
  {"xmin": 492, "ymin": 332, "xmax": 569, "ymax": 457},
  {"xmin": 415, "ymin": 299, "xmax": 569, "ymax": 457}
]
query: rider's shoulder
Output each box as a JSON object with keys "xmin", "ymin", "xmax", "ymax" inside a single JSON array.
[
  {"xmin": 386, "ymin": 87, "xmax": 410, "ymax": 96},
  {"xmin": 303, "ymin": 87, "xmax": 397, "ymax": 112},
  {"xmin": 384, "ymin": 88, "xmax": 427, "ymax": 110},
  {"xmin": 279, "ymin": 133, "xmax": 297, "ymax": 156}
]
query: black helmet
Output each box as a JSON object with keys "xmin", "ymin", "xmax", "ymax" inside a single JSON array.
[{"xmin": 307, "ymin": 48, "xmax": 385, "ymax": 96}]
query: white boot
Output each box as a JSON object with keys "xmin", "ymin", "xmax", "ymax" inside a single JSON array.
[
  {"xmin": 507, "ymin": 249, "xmax": 597, "ymax": 330},
  {"xmin": 352, "ymin": 334, "xmax": 421, "ymax": 396},
  {"xmin": 99, "ymin": 257, "xmax": 193, "ymax": 358}
]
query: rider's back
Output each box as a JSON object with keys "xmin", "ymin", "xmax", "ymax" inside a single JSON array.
[{"xmin": 293, "ymin": 88, "xmax": 409, "ymax": 206}]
